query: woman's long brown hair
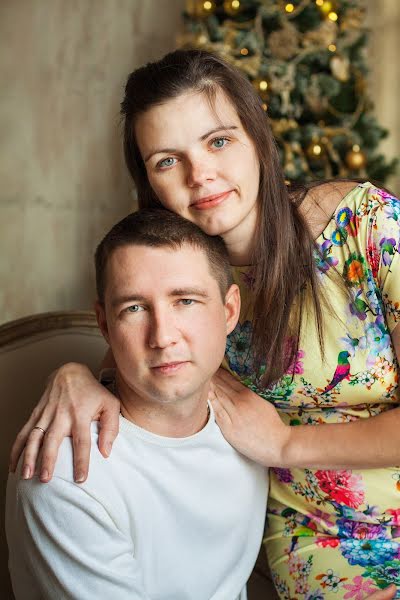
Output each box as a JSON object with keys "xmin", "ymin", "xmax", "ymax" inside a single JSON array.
[{"xmin": 120, "ymin": 49, "xmax": 327, "ymax": 387}]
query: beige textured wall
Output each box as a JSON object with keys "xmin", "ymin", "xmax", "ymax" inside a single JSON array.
[
  {"xmin": 0, "ymin": 0, "xmax": 184, "ymax": 324},
  {"xmin": 1, "ymin": 0, "xmax": 399, "ymax": 324},
  {"xmin": 366, "ymin": 0, "xmax": 400, "ymax": 194}
]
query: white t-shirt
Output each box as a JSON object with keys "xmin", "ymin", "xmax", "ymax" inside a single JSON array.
[{"xmin": 6, "ymin": 405, "xmax": 268, "ymax": 600}]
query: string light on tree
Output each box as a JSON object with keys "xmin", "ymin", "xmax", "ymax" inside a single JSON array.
[
  {"xmin": 345, "ymin": 144, "xmax": 367, "ymax": 170},
  {"xmin": 201, "ymin": 0, "xmax": 215, "ymax": 16},
  {"xmin": 223, "ymin": 0, "xmax": 241, "ymax": 16},
  {"xmin": 306, "ymin": 138, "xmax": 326, "ymax": 162},
  {"xmin": 252, "ymin": 78, "xmax": 269, "ymax": 100},
  {"xmin": 180, "ymin": 0, "xmax": 398, "ymax": 184},
  {"xmin": 316, "ymin": 0, "xmax": 337, "ymax": 18},
  {"xmin": 185, "ymin": 0, "xmax": 216, "ymax": 16}
]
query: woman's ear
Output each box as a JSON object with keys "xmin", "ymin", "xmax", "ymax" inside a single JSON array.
[
  {"xmin": 224, "ymin": 284, "xmax": 241, "ymax": 335},
  {"xmin": 95, "ymin": 301, "xmax": 110, "ymax": 345}
]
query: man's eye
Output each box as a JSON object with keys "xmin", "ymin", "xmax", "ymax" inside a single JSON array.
[
  {"xmin": 211, "ymin": 137, "xmax": 229, "ymax": 149},
  {"xmin": 126, "ymin": 305, "xmax": 143, "ymax": 313},
  {"xmin": 157, "ymin": 157, "xmax": 177, "ymax": 169},
  {"xmin": 179, "ymin": 299, "xmax": 195, "ymax": 306}
]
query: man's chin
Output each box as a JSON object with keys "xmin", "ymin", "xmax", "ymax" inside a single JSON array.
[{"xmin": 147, "ymin": 388, "xmax": 195, "ymax": 405}]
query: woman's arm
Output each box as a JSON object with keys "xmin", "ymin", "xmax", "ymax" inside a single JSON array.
[
  {"xmin": 9, "ymin": 356, "xmax": 120, "ymax": 483},
  {"xmin": 210, "ymin": 324, "xmax": 400, "ymax": 470}
]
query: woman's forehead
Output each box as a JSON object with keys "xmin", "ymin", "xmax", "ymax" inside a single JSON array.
[{"xmin": 134, "ymin": 89, "xmax": 242, "ymax": 154}]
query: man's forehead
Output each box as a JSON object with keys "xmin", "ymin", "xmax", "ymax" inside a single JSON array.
[
  {"xmin": 105, "ymin": 243, "xmax": 219, "ymax": 300},
  {"xmin": 109, "ymin": 242, "xmax": 207, "ymax": 269}
]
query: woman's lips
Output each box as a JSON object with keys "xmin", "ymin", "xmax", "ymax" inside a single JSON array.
[{"xmin": 191, "ymin": 190, "xmax": 232, "ymax": 210}]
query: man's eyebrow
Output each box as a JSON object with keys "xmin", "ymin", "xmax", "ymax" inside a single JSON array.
[
  {"xmin": 169, "ymin": 287, "xmax": 210, "ymax": 298},
  {"xmin": 111, "ymin": 294, "xmax": 147, "ymax": 308},
  {"xmin": 144, "ymin": 125, "xmax": 238, "ymax": 163}
]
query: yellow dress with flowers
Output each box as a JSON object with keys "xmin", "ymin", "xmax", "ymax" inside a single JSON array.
[{"xmin": 224, "ymin": 183, "xmax": 400, "ymax": 599}]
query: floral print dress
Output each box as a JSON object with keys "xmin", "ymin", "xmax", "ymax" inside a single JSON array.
[{"xmin": 224, "ymin": 183, "xmax": 400, "ymax": 599}]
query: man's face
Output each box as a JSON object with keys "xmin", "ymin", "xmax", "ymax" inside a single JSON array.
[{"xmin": 96, "ymin": 244, "xmax": 239, "ymax": 406}]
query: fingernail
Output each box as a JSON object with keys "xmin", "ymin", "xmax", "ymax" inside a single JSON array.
[
  {"xmin": 75, "ymin": 472, "xmax": 85, "ymax": 483},
  {"xmin": 22, "ymin": 465, "xmax": 31, "ymax": 479},
  {"xmin": 104, "ymin": 442, "xmax": 112, "ymax": 457},
  {"xmin": 40, "ymin": 469, "xmax": 49, "ymax": 481}
]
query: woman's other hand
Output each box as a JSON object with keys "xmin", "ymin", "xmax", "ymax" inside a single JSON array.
[
  {"xmin": 367, "ymin": 585, "xmax": 397, "ymax": 599},
  {"xmin": 209, "ymin": 368, "xmax": 290, "ymax": 467},
  {"xmin": 9, "ymin": 363, "xmax": 120, "ymax": 483}
]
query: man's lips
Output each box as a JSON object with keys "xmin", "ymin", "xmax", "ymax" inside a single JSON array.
[
  {"xmin": 190, "ymin": 190, "xmax": 233, "ymax": 210},
  {"xmin": 150, "ymin": 361, "xmax": 190, "ymax": 375}
]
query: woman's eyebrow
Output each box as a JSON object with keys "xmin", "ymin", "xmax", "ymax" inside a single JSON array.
[
  {"xmin": 199, "ymin": 125, "xmax": 238, "ymax": 141},
  {"xmin": 144, "ymin": 125, "xmax": 238, "ymax": 162}
]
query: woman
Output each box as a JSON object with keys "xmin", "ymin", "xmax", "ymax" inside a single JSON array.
[{"xmin": 10, "ymin": 50, "xmax": 400, "ymax": 598}]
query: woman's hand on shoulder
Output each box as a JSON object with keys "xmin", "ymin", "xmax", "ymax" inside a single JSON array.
[
  {"xmin": 209, "ymin": 368, "xmax": 290, "ymax": 467},
  {"xmin": 366, "ymin": 585, "xmax": 397, "ymax": 600},
  {"xmin": 9, "ymin": 362, "xmax": 121, "ymax": 484}
]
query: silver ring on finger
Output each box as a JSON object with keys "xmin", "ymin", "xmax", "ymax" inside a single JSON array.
[{"xmin": 32, "ymin": 426, "xmax": 46, "ymax": 435}]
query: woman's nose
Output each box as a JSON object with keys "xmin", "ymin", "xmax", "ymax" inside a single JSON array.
[{"xmin": 186, "ymin": 157, "xmax": 216, "ymax": 188}]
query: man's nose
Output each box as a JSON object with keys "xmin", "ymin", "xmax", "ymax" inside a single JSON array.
[
  {"xmin": 148, "ymin": 310, "xmax": 179, "ymax": 349},
  {"xmin": 186, "ymin": 156, "xmax": 216, "ymax": 188}
]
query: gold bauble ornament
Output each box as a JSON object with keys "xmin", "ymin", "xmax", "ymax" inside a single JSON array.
[
  {"xmin": 345, "ymin": 145, "xmax": 367, "ymax": 170},
  {"xmin": 252, "ymin": 77, "xmax": 269, "ymax": 100},
  {"xmin": 223, "ymin": 0, "xmax": 241, "ymax": 16}
]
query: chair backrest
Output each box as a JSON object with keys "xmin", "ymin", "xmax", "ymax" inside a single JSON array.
[{"xmin": 0, "ymin": 311, "xmax": 108, "ymax": 598}]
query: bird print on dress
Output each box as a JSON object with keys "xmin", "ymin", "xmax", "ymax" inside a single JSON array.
[{"xmin": 322, "ymin": 351, "xmax": 351, "ymax": 394}]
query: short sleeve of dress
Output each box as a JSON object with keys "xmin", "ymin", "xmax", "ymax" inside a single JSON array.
[{"xmin": 367, "ymin": 188, "xmax": 400, "ymax": 333}]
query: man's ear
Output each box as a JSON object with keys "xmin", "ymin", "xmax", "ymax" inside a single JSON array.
[
  {"xmin": 95, "ymin": 300, "xmax": 110, "ymax": 345},
  {"xmin": 224, "ymin": 284, "xmax": 241, "ymax": 335}
]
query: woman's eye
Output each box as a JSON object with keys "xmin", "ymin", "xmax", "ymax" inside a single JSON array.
[
  {"xmin": 211, "ymin": 137, "xmax": 228, "ymax": 150},
  {"xmin": 157, "ymin": 156, "xmax": 177, "ymax": 169},
  {"xmin": 126, "ymin": 305, "xmax": 143, "ymax": 313}
]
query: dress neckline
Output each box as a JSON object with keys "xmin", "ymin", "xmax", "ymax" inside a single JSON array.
[
  {"xmin": 231, "ymin": 182, "xmax": 372, "ymax": 271},
  {"xmin": 314, "ymin": 181, "xmax": 371, "ymax": 244}
]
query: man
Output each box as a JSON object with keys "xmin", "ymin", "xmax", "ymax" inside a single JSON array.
[{"xmin": 6, "ymin": 209, "xmax": 268, "ymax": 600}]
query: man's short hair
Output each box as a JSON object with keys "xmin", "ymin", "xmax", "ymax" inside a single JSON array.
[{"xmin": 95, "ymin": 209, "xmax": 233, "ymax": 304}]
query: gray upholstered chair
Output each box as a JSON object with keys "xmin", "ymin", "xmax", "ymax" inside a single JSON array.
[{"xmin": 0, "ymin": 311, "xmax": 107, "ymax": 599}]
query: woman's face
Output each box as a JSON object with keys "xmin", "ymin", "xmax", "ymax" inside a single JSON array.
[{"xmin": 134, "ymin": 89, "xmax": 260, "ymax": 250}]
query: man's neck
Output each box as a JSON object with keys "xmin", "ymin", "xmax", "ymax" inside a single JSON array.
[{"xmin": 115, "ymin": 372, "xmax": 210, "ymax": 438}]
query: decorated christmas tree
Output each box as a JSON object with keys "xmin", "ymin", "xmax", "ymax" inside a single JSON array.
[{"xmin": 179, "ymin": 0, "xmax": 397, "ymax": 184}]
